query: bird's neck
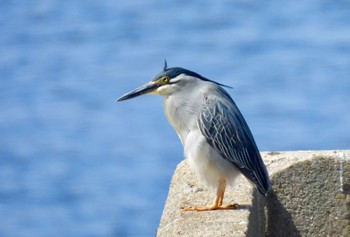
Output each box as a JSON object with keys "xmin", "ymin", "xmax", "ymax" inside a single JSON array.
[{"xmin": 163, "ymin": 94, "xmax": 200, "ymax": 144}]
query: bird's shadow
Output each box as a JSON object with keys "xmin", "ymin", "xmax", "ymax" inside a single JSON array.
[
  {"xmin": 265, "ymin": 190, "xmax": 301, "ymax": 237},
  {"xmin": 244, "ymin": 189, "xmax": 301, "ymax": 237}
]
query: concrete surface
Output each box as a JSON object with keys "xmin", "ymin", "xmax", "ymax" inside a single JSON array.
[
  {"xmin": 156, "ymin": 160, "xmax": 265, "ymax": 237},
  {"xmin": 264, "ymin": 150, "xmax": 350, "ymax": 237},
  {"xmin": 157, "ymin": 150, "xmax": 350, "ymax": 237}
]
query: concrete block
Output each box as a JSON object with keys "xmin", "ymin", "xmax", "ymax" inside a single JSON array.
[
  {"xmin": 157, "ymin": 150, "xmax": 350, "ymax": 237},
  {"xmin": 264, "ymin": 150, "xmax": 350, "ymax": 237},
  {"xmin": 156, "ymin": 161, "xmax": 265, "ymax": 237}
]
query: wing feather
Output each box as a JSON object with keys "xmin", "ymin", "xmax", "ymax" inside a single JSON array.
[{"xmin": 199, "ymin": 88, "xmax": 271, "ymax": 195}]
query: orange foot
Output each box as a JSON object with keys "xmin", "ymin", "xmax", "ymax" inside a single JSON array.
[{"xmin": 183, "ymin": 203, "xmax": 239, "ymax": 211}]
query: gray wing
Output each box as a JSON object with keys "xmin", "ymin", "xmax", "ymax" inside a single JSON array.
[{"xmin": 199, "ymin": 89, "xmax": 271, "ymax": 195}]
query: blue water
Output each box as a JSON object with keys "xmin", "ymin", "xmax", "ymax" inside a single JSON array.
[{"xmin": 1, "ymin": 1, "xmax": 349, "ymax": 236}]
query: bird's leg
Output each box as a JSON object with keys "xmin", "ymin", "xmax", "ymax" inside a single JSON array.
[
  {"xmin": 183, "ymin": 179, "xmax": 238, "ymax": 211},
  {"xmin": 216, "ymin": 179, "xmax": 226, "ymax": 206},
  {"xmin": 215, "ymin": 179, "xmax": 239, "ymax": 210}
]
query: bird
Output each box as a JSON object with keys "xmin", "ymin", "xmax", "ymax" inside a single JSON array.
[{"xmin": 116, "ymin": 61, "xmax": 271, "ymax": 211}]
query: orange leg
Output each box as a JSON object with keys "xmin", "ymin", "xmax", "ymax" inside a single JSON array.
[{"xmin": 183, "ymin": 179, "xmax": 239, "ymax": 211}]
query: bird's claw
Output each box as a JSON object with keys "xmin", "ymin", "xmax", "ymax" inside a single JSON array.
[{"xmin": 182, "ymin": 203, "xmax": 239, "ymax": 211}]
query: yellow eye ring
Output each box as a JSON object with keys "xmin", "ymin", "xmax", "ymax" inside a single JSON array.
[{"xmin": 162, "ymin": 76, "xmax": 170, "ymax": 83}]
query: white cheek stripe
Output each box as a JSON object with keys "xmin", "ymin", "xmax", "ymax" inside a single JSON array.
[{"xmin": 169, "ymin": 74, "xmax": 187, "ymax": 84}]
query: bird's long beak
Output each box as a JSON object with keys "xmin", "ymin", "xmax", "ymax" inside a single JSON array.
[{"xmin": 116, "ymin": 81, "xmax": 158, "ymax": 102}]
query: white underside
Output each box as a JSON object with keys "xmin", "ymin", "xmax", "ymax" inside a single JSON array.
[{"xmin": 184, "ymin": 130, "xmax": 240, "ymax": 190}]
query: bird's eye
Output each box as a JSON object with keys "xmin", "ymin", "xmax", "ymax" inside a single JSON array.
[{"xmin": 161, "ymin": 76, "xmax": 170, "ymax": 83}]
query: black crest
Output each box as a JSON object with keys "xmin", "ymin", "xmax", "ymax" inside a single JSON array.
[
  {"xmin": 163, "ymin": 59, "xmax": 168, "ymax": 71},
  {"xmin": 157, "ymin": 60, "xmax": 232, "ymax": 89}
]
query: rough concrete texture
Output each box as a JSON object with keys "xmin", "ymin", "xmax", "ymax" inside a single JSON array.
[
  {"xmin": 156, "ymin": 160, "xmax": 265, "ymax": 237},
  {"xmin": 157, "ymin": 150, "xmax": 350, "ymax": 237},
  {"xmin": 264, "ymin": 150, "xmax": 350, "ymax": 237}
]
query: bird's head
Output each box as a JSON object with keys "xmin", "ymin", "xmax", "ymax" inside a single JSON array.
[{"xmin": 116, "ymin": 60, "xmax": 230, "ymax": 102}]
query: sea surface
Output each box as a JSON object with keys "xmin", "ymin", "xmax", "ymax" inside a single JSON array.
[{"xmin": 0, "ymin": 1, "xmax": 349, "ymax": 236}]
